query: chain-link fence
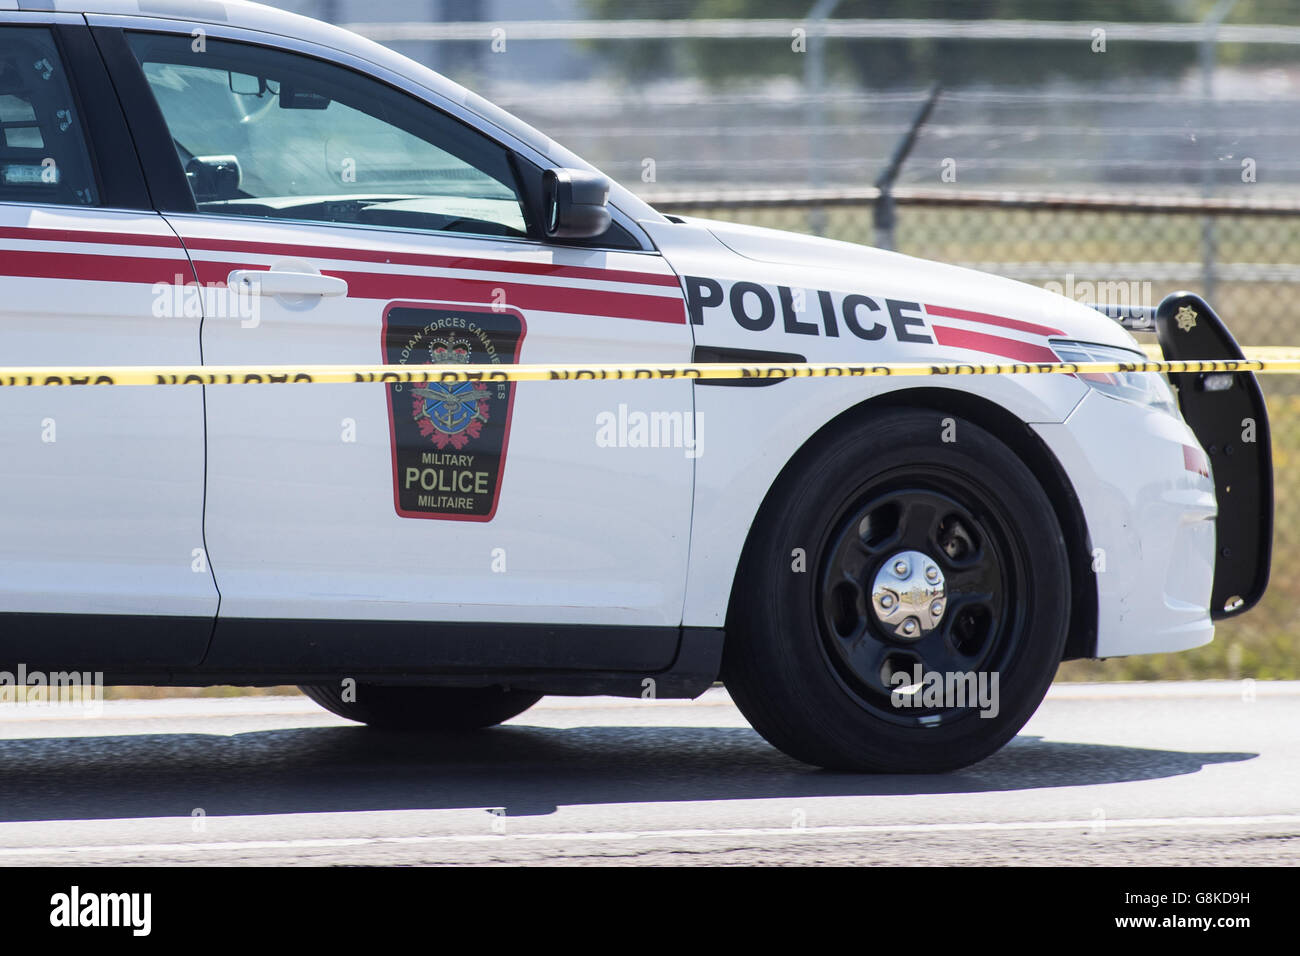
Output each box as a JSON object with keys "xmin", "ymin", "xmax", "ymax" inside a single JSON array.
[{"xmin": 648, "ymin": 188, "xmax": 1298, "ymax": 680}]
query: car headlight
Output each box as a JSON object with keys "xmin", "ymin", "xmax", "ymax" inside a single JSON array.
[{"xmin": 1050, "ymin": 340, "xmax": 1178, "ymax": 415}]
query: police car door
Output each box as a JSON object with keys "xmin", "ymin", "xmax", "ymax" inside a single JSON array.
[
  {"xmin": 0, "ymin": 18, "xmax": 215, "ymax": 668},
  {"xmin": 109, "ymin": 26, "xmax": 694, "ymax": 653}
]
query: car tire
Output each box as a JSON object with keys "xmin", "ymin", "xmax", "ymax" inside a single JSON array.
[
  {"xmin": 299, "ymin": 683, "xmax": 542, "ymax": 730},
  {"xmin": 722, "ymin": 407, "xmax": 1071, "ymax": 772}
]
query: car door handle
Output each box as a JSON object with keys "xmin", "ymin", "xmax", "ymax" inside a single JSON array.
[{"xmin": 227, "ymin": 269, "xmax": 348, "ymax": 297}]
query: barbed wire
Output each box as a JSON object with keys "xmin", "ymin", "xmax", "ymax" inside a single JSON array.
[
  {"xmin": 637, "ymin": 186, "xmax": 1300, "ymax": 212},
  {"xmin": 490, "ymin": 89, "xmax": 1300, "ymax": 109},
  {"xmin": 343, "ymin": 18, "xmax": 1300, "ymax": 44},
  {"xmin": 535, "ymin": 123, "xmax": 1300, "ymax": 138}
]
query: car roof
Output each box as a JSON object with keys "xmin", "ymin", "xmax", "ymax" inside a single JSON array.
[{"xmin": 16, "ymin": 0, "xmax": 663, "ymax": 225}]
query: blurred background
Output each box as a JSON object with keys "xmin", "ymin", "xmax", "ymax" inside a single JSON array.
[{"xmin": 178, "ymin": 0, "xmax": 1296, "ymax": 689}]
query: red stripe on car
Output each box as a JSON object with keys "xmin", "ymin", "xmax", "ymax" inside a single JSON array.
[
  {"xmin": 179, "ymin": 236, "xmax": 683, "ymax": 288},
  {"xmin": 931, "ymin": 325, "xmax": 1061, "ymax": 363},
  {"xmin": 0, "ymin": 250, "xmax": 190, "ymax": 285},
  {"xmin": 0, "ymin": 246, "xmax": 684, "ymax": 324},
  {"xmin": 1183, "ymin": 444, "xmax": 1211, "ymax": 478},
  {"xmin": 190, "ymin": 261, "xmax": 686, "ymax": 324},
  {"xmin": 0, "ymin": 226, "xmax": 682, "ymax": 289},
  {"xmin": 925, "ymin": 303, "xmax": 1063, "ymax": 338},
  {"xmin": 0, "ymin": 226, "xmax": 184, "ymax": 250}
]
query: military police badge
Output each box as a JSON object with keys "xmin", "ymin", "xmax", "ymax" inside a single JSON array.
[{"xmin": 382, "ymin": 301, "xmax": 526, "ymax": 521}]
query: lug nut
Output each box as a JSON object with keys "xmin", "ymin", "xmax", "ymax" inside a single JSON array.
[
  {"xmin": 902, "ymin": 619, "xmax": 918, "ymax": 635},
  {"xmin": 925, "ymin": 566, "xmax": 939, "ymax": 582},
  {"xmin": 894, "ymin": 560, "xmax": 909, "ymax": 577},
  {"xmin": 880, "ymin": 594, "xmax": 895, "ymax": 609},
  {"xmin": 931, "ymin": 599, "xmax": 945, "ymax": 616}
]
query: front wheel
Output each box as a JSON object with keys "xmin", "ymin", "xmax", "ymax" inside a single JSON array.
[
  {"xmin": 299, "ymin": 683, "xmax": 542, "ymax": 730},
  {"xmin": 722, "ymin": 409, "xmax": 1071, "ymax": 772}
]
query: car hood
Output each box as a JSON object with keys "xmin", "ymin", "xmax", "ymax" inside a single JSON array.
[{"xmin": 694, "ymin": 217, "xmax": 1139, "ymax": 351}]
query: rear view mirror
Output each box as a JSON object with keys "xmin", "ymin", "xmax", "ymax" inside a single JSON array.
[
  {"xmin": 228, "ymin": 71, "xmax": 269, "ymax": 97},
  {"xmin": 543, "ymin": 168, "xmax": 611, "ymax": 240}
]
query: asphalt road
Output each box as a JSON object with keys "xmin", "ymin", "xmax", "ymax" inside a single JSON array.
[{"xmin": 0, "ymin": 682, "xmax": 1296, "ymax": 866}]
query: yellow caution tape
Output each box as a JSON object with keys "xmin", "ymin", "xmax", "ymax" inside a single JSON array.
[{"xmin": 0, "ymin": 358, "xmax": 1291, "ymax": 387}]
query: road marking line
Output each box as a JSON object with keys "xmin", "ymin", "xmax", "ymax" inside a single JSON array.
[{"xmin": 2, "ymin": 814, "xmax": 1298, "ymax": 857}]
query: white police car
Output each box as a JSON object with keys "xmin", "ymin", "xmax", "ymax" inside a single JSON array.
[{"xmin": 0, "ymin": 0, "xmax": 1271, "ymax": 771}]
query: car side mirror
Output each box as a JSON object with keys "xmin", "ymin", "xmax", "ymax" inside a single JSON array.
[{"xmin": 543, "ymin": 168, "xmax": 611, "ymax": 239}]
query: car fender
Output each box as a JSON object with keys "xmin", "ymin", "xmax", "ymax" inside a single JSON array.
[{"xmin": 642, "ymin": 217, "xmax": 1123, "ymax": 628}]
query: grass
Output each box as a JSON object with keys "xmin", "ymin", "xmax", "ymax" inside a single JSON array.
[{"xmin": 100, "ymin": 686, "xmax": 302, "ymax": 699}]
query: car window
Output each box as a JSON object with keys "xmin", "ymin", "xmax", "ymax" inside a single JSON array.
[
  {"xmin": 126, "ymin": 32, "xmax": 530, "ymax": 239},
  {"xmin": 0, "ymin": 27, "xmax": 98, "ymax": 206}
]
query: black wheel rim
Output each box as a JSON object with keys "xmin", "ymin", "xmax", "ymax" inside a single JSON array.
[{"xmin": 814, "ymin": 465, "xmax": 1030, "ymax": 727}]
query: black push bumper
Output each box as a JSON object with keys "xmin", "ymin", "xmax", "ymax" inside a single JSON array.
[
  {"xmin": 1156, "ymin": 293, "xmax": 1273, "ymax": 618},
  {"xmin": 1096, "ymin": 293, "xmax": 1273, "ymax": 619}
]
